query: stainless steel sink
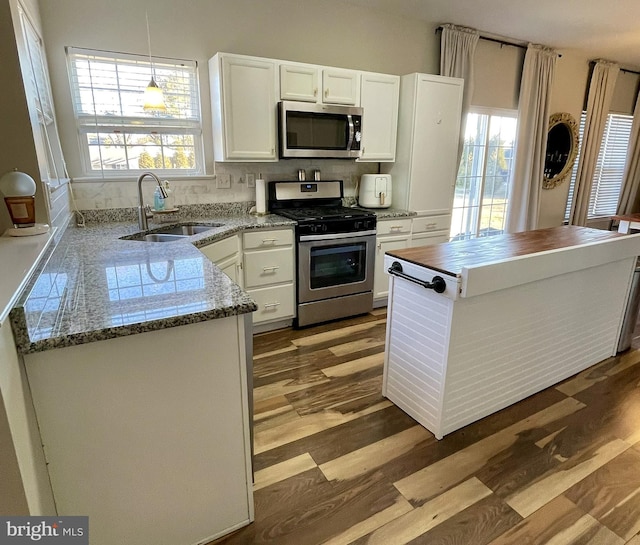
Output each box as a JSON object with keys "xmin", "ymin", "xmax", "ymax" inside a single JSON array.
[
  {"xmin": 141, "ymin": 233, "xmax": 189, "ymax": 242},
  {"xmin": 154, "ymin": 224, "xmax": 222, "ymax": 236},
  {"xmin": 120, "ymin": 223, "xmax": 223, "ymax": 242}
]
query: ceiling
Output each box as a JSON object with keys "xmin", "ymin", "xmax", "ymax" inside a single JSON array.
[{"xmin": 344, "ymin": 0, "xmax": 640, "ymax": 70}]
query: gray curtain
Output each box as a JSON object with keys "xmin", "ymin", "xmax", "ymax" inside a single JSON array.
[
  {"xmin": 506, "ymin": 44, "xmax": 557, "ymax": 233},
  {"xmin": 617, "ymin": 90, "xmax": 640, "ymax": 215},
  {"xmin": 569, "ymin": 60, "xmax": 619, "ymax": 226},
  {"xmin": 439, "ymin": 24, "xmax": 479, "ymax": 162}
]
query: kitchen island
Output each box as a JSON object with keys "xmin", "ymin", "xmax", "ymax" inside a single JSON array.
[
  {"xmin": 383, "ymin": 226, "xmax": 640, "ymax": 440},
  {"xmin": 8, "ymin": 212, "xmax": 294, "ymax": 545}
]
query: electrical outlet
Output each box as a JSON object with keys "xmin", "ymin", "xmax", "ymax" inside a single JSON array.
[
  {"xmin": 216, "ymin": 174, "xmax": 231, "ymax": 189},
  {"xmin": 247, "ymin": 173, "xmax": 256, "ymax": 188}
]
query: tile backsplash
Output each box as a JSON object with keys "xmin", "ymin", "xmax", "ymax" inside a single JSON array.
[{"xmin": 71, "ymin": 160, "xmax": 379, "ymax": 210}]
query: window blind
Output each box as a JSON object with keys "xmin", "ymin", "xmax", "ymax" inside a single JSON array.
[
  {"xmin": 66, "ymin": 47, "xmax": 203, "ymax": 174},
  {"xmin": 565, "ymin": 112, "xmax": 633, "ymax": 220}
]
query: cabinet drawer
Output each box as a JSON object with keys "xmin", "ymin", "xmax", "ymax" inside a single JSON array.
[
  {"xmin": 410, "ymin": 231, "xmax": 450, "ymax": 247},
  {"xmin": 243, "ymin": 229, "xmax": 293, "ymax": 250},
  {"xmin": 244, "ymin": 247, "xmax": 294, "ymax": 287},
  {"xmin": 199, "ymin": 235, "xmax": 240, "ymax": 263},
  {"xmin": 377, "ymin": 218, "xmax": 412, "ymax": 236},
  {"xmin": 248, "ymin": 284, "xmax": 295, "ymax": 323},
  {"xmin": 411, "ymin": 215, "xmax": 451, "ymax": 234}
]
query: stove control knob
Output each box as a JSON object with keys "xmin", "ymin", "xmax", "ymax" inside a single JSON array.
[{"xmin": 354, "ymin": 221, "xmax": 362, "ymax": 230}]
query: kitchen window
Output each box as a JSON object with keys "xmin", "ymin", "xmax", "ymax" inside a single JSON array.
[
  {"xmin": 66, "ymin": 47, "xmax": 203, "ymax": 176},
  {"xmin": 450, "ymin": 109, "xmax": 517, "ymax": 240},
  {"xmin": 18, "ymin": 5, "xmax": 68, "ymax": 187},
  {"xmin": 565, "ymin": 112, "xmax": 633, "ymax": 221}
]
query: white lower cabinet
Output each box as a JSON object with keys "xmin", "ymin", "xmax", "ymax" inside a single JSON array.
[
  {"xmin": 23, "ymin": 317, "xmax": 254, "ymax": 545},
  {"xmin": 199, "ymin": 229, "xmax": 296, "ymax": 327},
  {"xmin": 374, "ymin": 218, "xmax": 412, "ymax": 302},
  {"xmin": 247, "ymin": 284, "xmax": 295, "ymax": 323},
  {"xmin": 199, "ymin": 234, "xmax": 242, "ymax": 285},
  {"xmin": 374, "ymin": 216, "xmax": 451, "ymax": 304},
  {"xmin": 410, "ymin": 215, "xmax": 451, "ymax": 247},
  {"xmin": 243, "ymin": 228, "xmax": 295, "ymax": 325}
]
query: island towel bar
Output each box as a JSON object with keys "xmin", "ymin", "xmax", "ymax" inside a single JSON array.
[{"xmin": 388, "ymin": 261, "xmax": 446, "ymax": 293}]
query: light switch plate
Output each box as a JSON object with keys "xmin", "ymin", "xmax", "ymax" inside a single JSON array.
[
  {"xmin": 216, "ymin": 174, "xmax": 231, "ymax": 189},
  {"xmin": 247, "ymin": 173, "xmax": 256, "ymax": 188}
]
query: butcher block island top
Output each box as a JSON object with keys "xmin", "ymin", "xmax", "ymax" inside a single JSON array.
[
  {"xmin": 382, "ymin": 225, "xmax": 640, "ymax": 440},
  {"xmin": 386, "ymin": 225, "xmax": 626, "ymax": 277}
]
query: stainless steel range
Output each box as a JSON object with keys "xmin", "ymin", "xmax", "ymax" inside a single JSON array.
[{"xmin": 269, "ymin": 180, "xmax": 377, "ymax": 327}]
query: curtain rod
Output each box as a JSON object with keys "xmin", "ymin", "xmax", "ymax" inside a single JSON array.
[
  {"xmin": 435, "ymin": 26, "xmax": 562, "ymax": 57},
  {"xmin": 588, "ymin": 61, "xmax": 640, "ymax": 76}
]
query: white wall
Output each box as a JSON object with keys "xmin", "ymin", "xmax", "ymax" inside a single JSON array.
[
  {"xmin": 38, "ymin": 0, "xmax": 438, "ymax": 210},
  {"xmin": 35, "ymin": 0, "xmax": 635, "ymax": 225}
]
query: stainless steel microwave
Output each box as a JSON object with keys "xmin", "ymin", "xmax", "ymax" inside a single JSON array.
[{"xmin": 278, "ymin": 101, "xmax": 363, "ymax": 159}]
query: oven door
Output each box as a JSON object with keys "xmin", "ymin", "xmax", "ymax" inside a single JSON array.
[{"xmin": 298, "ymin": 231, "xmax": 375, "ymax": 304}]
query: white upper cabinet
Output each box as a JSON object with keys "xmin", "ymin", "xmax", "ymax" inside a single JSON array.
[
  {"xmin": 210, "ymin": 53, "xmax": 278, "ymax": 161},
  {"xmin": 322, "ymin": 68, "xmax": 359, "ymax": 105},
  {"xmin": 280, "ymin": 64, "xmax": 359, "ymax": 105},
  {"xmin": 359, "ymin": 73, "xmax": 399, "ymax": 162},
  {"xmin": 383, "ymin": 73, "xmax": 463, "ymax": 215},
  {"xmin": 279, "ymin": 64, "xmax": 319, "ymax": 102},
  {"xmin": 210, "ymin": 52, "xmax": 399, "ymax": 162}
]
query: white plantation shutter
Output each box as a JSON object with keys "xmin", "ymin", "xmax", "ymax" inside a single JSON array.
[
  {"xmin": 66, "ymin": 47, "xmax": 203, "ymax": 175},
  {"xmin": 565, "ymin": 112, "xmax": 633, "ymax": 220}
]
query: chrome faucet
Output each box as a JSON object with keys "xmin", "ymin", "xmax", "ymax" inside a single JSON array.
[{"xmin": 137, "ymin": 171, "xmax": 167, "ymax": 230}]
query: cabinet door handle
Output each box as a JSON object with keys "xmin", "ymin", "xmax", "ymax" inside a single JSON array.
[
  {"xmin": 262, "ymin": 266, "xmax": 279, "ymax": 273},
  {"xmin": 324, "ymin": 88, "xmax": 329, "ymax": 98},
  {"xmin": 314, "ymin": 88, "xmax": 318, "ymax": 97},
  {"xmin": 263, "ymin": 302, "xmax": 280, "ymax": 309}
]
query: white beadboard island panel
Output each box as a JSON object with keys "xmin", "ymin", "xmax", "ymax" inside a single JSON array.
[
  {"xmin": 383, "ymin": 272, "xmax": 455, "ymax": 439},
  {"xmin": 383, "ymin": 226, "xmax": 640, "ymax": 440},
  {"xmin": 441, "ymin": 257, "xmax": 634, "ymax": 436}
]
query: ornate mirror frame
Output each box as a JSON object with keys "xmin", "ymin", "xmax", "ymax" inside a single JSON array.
[{"xmin": 543, "ymin": 112, "xmax": 579, "ymax": 190}]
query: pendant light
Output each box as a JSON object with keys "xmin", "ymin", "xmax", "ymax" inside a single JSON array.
[{"xmin": 143, "ymin": 12, "xmax": 166, "ymax": 112}]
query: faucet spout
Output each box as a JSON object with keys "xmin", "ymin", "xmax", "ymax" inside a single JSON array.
[{"xmin": 137, "ymin": 172, "xmax": 167, "ymax": 230}]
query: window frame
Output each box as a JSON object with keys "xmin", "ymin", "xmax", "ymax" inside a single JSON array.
[
  {"xmin": 66, "ymin": 47, "xmax": 204, "ymax": 178},
  {"xmin": 565, "ymin": 111, "xmax": 633, "ymax": 221},
  {"xmin": 450, "ymin": 106, "xmax": 518, "ymax": 240}
]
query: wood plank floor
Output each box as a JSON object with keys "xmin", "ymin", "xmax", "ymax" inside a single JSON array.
[{"xmin": 215, "ymin": 308, "xmax": 640, "ymax": 545}]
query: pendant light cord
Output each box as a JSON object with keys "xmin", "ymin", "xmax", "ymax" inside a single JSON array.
[{"xmin": 146, "ymin": 11, "xmax": 155, "ymax": 80}]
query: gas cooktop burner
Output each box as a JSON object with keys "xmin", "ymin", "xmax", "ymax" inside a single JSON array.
[{"xmin": 276, "ymin": 206, "xmax": 375, "ymax": 222}]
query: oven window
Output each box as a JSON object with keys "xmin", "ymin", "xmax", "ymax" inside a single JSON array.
[
  {"xmin": 286, "ymin": 112, "xmax": 347, "ymax": 150},
  {"xmin": 309, "ymin": 242, "xmax": 367, "ymax": 289}
]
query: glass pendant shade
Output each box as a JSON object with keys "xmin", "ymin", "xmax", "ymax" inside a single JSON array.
[{"xmin": 143, "ymin": 77, "xmax": 166, "ymax": 111}]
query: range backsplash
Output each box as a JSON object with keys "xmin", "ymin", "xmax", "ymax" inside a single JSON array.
[{"xmin": 70, "ymin": 160, "xmax": 378, "ymax": 211}]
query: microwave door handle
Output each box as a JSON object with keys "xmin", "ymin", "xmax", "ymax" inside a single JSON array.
[{"xmin": 346, "ymin": 114, "xmax": 355, "ymax": 150}]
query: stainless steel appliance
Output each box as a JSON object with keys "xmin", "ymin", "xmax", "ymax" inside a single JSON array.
[
  {"xmin": 278, "ymin": 101, "xmax": 363, "ymax": 159},
  {"xmin": 269, "ymin": 180, "xmax": 376, "ymax": 327}
]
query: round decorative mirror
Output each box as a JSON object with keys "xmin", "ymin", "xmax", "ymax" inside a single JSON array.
[{"xmin": 543, "ymin": 112, "xmax": 579, "ymax": 189}]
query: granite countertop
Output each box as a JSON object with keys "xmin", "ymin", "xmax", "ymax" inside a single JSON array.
[
  {"xmin": 357, "ymin": 207, "xmax": 416, "ymax": 219},
  {"xmin": 10, "ymin": 212, "xmax": 295, "ymax": 354},
  {"xmin": 0, "ymin": 228, "xmax": 57, "ymax": 325}
]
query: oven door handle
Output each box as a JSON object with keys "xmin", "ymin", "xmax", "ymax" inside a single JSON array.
[{"xmin": 299, "ymin": 229, "xmax": 377, "ymax": 242}]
